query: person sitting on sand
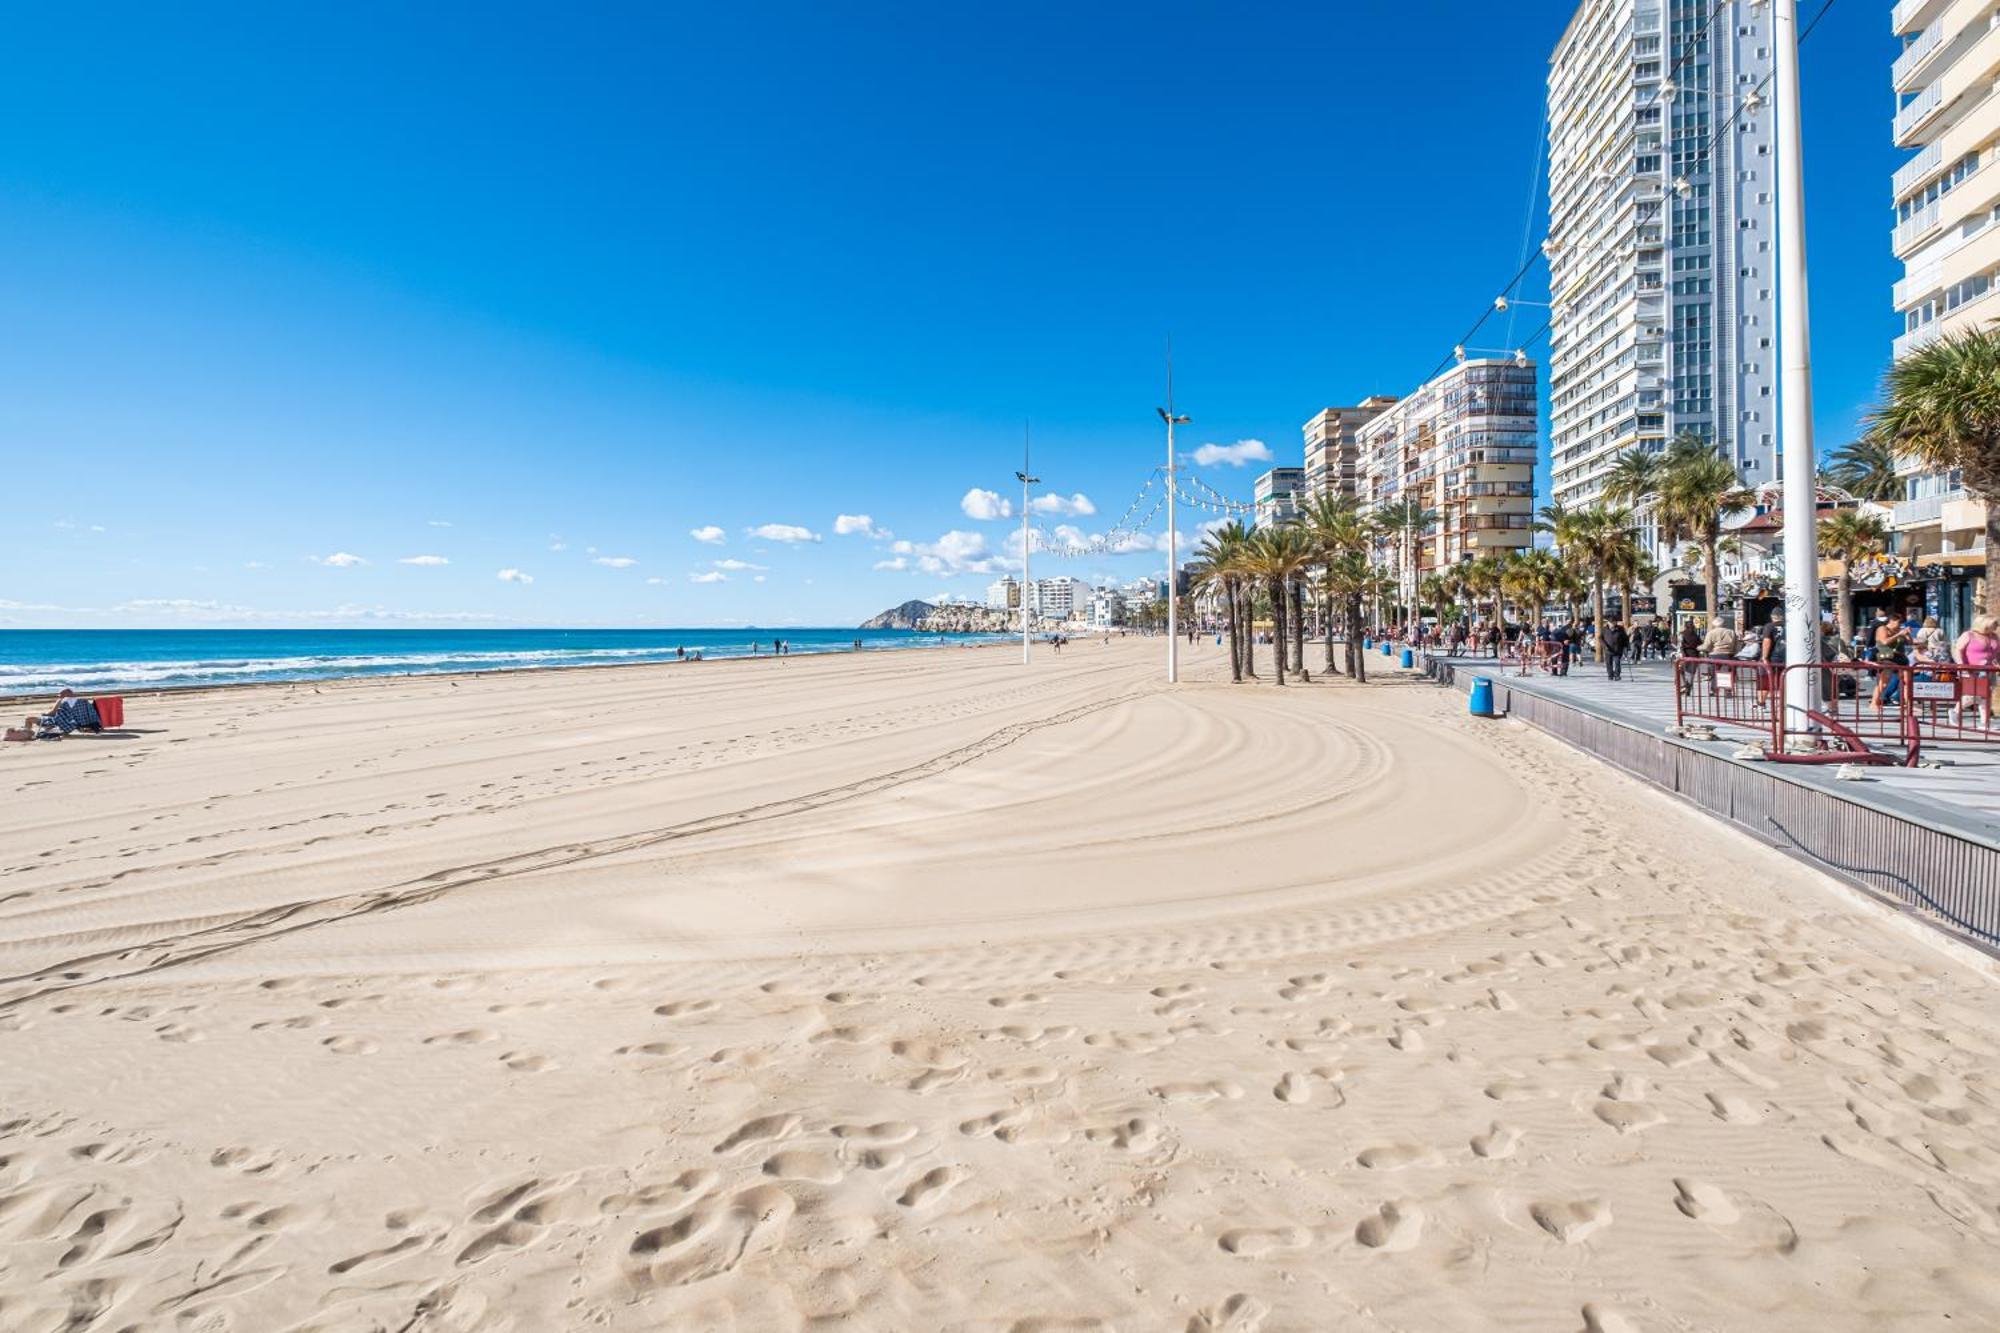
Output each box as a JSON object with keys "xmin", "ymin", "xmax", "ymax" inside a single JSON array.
[{"xmin": 16, "ymin": 689, "xmax": 101, "ymax": 740}]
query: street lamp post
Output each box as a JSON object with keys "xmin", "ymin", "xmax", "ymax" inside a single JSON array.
[
  {"xmin": 1774, "ymin": 0, "xmax": 1820, "ymax": 742},
  {"xmin": 1017, "ymin": 448, "xmax": 1039, "ymax": 667},
  {"xmin": 1159, "ymin": 376, "xmax": 1190, "ymax": 684}
]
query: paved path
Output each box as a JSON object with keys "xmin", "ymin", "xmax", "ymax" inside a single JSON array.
[{"xmin": 1423, "ymin": 649, "xmax": 2000, "ymax": 846}]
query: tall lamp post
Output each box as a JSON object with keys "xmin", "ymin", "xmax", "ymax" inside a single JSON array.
[
  {"xmin": 1774, "ymin": 0, "xmax": 1820, "ymax": 741},
  {"xmin": 1158, "ymin": 388, "xmax": 1190, "ymax": 683},
  {"xmin": 1017, "ymin": 425, "xmax": 1039, "ymax": 666}
]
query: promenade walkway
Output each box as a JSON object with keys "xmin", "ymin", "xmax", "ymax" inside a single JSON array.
[
  {"xmin": 1415, "ymin": 647, "xmax": 2000, "ymax": 950},
  {"xmin": 1428, "ymin": 651, "xmax": 2000, "ymax": 839}
]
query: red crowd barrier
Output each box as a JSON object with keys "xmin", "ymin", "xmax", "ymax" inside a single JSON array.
[{"xmin": 1673, "ymin": 659, "xmax": 2000, "ymax": 766}]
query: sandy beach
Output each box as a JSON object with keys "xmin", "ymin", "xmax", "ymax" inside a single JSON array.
[{"xmin": 4, "ymin": 636, "xmax": 1999, "ymax": 1331}]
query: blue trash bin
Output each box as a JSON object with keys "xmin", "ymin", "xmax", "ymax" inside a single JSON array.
[
  {"xmin": 1380, "ymin": 642, "xmax": 1391, "ymax": 657},
  {"xmin": 1363, "ymin": 637, "xmax": 1373, "ymax": 650},
  {"xmin": 1469, "ymin": 676, "xmax": 1496, "ymax": 717},
  {"xmin": 1400, "ymin": 647, "xmax": 1414, "ymax": 669}
]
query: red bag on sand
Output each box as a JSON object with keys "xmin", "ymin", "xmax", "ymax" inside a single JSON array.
[{"xmin": 94, "ymin": 696, "xmax": 124, "ymax": 728}]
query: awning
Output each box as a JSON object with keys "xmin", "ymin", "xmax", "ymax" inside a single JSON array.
[{"xmin": 1915, "ymin": 551, "xmax": 1988, "ymax": 570}]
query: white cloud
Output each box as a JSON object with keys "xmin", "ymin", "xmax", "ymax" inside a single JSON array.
[
  {"xmin": 834, "ymin": 513, "xmax": 891, "ymax": 539},
  {"xmin": 690, "ymin": 525, "xmax": 727, "ymax": 545},
  {"xmin": 497, "ymin": 568, "xmax": 534, "ymax": 584},
  {"xmin": 399, "ymin": 554, "xmax": 450, "ymax": 566},
  {"xmin": 593, "ymin": 555, "xmax": 639, "ymax": 568},
  {"xmin": 243, "ymin": 561, "xmax": 270, "ymax": 570},
  {"xmin": 690, "ymin": 570, "xmax": 728, "ymax": 584},
  {"xmin": 317, "ymin": 552, "xmax": 367, "ymax": 568},
  {"xmin": 1030, "ymin": 492, "xmax": 1096, "ymax": 518},
  {"xmin": 428, "ymin": 519, "xmax": 453, "ymax": 528},
  {"xmin": 873, "ymin": 556, "xmax": 909, "ymax": 572},
  {"xmin": 1191, "ymin": 439, "xmax": 1273, "ymax": 468},
  {"xmin": 645, "ymin": 576, "xmax": 667, "ymax": 585},
  {"xmin": 712, "ymin": 558, "xmax": 766, "ymax": 571},
  {"xmin": 753, "ymin": 574, "xmax": 767, "ymax": 583},
  {"xmin": 960, "ymin": 488, "xmax": 1013, "ymax": 521},
  {"xmin": 548, "ymin": 535, "xmax": 568, "ymax": 552},
  {"xmin": 903, "ymin": 529, "xmax": 1014, "ymax": 578},
  {"xmin": 748, "ymin": 523, "xmax": 820, "ymax": 543}
]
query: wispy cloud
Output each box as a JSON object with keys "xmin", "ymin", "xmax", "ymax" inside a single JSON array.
[
  {"xmin": 690, "ymin": 525, "xmax": 727, "ymax": 545},
  {"xmin": 316, "ymin": 552, "xmax": 367, "ymax": 568},
  {"xmin": 428, "ymin": 519, "xmax": 453, "ymax": 528},
  {"xmin": 1191, "ymin": 439, "xmax": 1272, "ymax": 468},
  {"xmin": 834, "ymin": 513, "xmax": 891, "ymax": 539},
  {"xmin": 873, "ymin": 556, "xmax": 909, "ymax": 571},
  {"xmin": 712, "ymin": 558, "xmax": 766, "ymax": 571},
  {"xmin": 497, "ymin": 568, "xmax": 534, "ymax": 584},
  {"xmin": 398, "ymin": 554, "xmax": 449, "ymax": 566},
  {"xmin": 548, "ymin": 534, "xmax": 568, "ymax": 551},
  {"xmin": 690, "ymin": 570, "xmax": 728, "ymax": 584},
  {"xmin": 960, "ymin": 488, "xmax": 1012, "ymax": 521},
  {"xmin": 748, "ymin": 523, "xmax": 820, "ymax": 543},
  {"xmin": 592, "ymin": 555, "xmax": 639, "ymax": 568}
]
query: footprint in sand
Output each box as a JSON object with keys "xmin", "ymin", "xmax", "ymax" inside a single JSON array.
[
  {"xmin": 714, "ymin": 1113, "xmax": 802, "ymax": 1155},
  {"xmin": 1471, "ymin": 1123, "xmax": 1522, "ymax": 1159},
  {"xmin": 628, "ymin": 1184, "xmax": 795, "ymax": 1289},
  {"xmin": 653, "ymin": 999, "xmax": 717, "ymax": 1019},
  {"xmin": 1187, "ymin": 1293, "xmax": 1269, "ymax": 1332},
  {"xmin": 1218, "ymin": 1225, "xmax": 1310, "ymax": 1257},
  {"xmin": 762, "ymin": 1150, "xmax": 844, "ymax": 1184},
  {"xmin": 599, "ymin": 1169, "xmax": 721, "ymax": 1216},
  {"xmin": 1672, "ymin": 1178, "xmax": 1739, "ymax": 1224},
  {"xmin": 498, "ymin": 1050, "xmax": 555, "ymax": 1072},
  {"xmin": 321, "ymin": 1035, "xmax": 377, "ymax": 1056},
  {"xmin": 1531, "ymin": 1198, "xmax": 1612, "ymax": 1244},
  {"xmin": 456, "ymin": 1176, "xmax": 587, "ymax": 1266},
  {"xmin": 897, "ymin": 1165, "xmax": 969, "ymax": 1209},
  {"xmin": 1150, "ymin": 1080, "xmax": 1244, "ymax": 1105},
  {"xmin": 1354, "ymin": 1201, "xmax": 1424, "ymax": 1251},
  {"xmin": 833, "ymin": 1121, "xmax": 918, "ymax": 1146},
  {"xmin": 423, "ymin": 1029, "xmax": 498, "ymax": 1047},
  {"xmin": 1581, "ymin": 1303, "xmax": 1640, "ymax": 1333},
  {"xmin": 1357, "ymin": 1143, "xmax": 1442, "ymax": 1171}
]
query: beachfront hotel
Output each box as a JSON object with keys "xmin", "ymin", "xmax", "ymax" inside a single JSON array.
[
  {"xmin": 1355, "ymin": 357, "xmax": 1539, "ymax": 574},
  {"xmin": 1889, "ymin": 0, "xmax": 1999, "ymax": 622},
  {"xmin": 1251, "ymin": 467, "xmax": 1306, "ymax": 529},
  {"xmin": 1546, "ymin": 0, "xmax": 1777, "ymax": 509},
  {"xmin": 1301, "ymin": 398, "xmax": 1399, "ymax": 501}
]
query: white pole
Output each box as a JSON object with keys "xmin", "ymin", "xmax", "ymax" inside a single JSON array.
[
  {"xmin": 1774, "ymin": 0, "xmax": 1819, "ymax": 739},
  {"xmin": 1166, "ymin": 411, "xmax": 1179, "ymax": 683},
  {"xmin": 1021, "ymin": 473, "xmax": 1032, "ymax": 665}
]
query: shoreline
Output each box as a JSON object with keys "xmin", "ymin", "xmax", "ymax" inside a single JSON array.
[{"xmin": 0, "ymin": 630, "xmax": 1020, "ymax": 708}]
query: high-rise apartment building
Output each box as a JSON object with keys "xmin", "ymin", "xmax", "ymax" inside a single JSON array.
[
  {"xmin": 1546, "ymin": 0, "xmax": 1777, "ymax": 508},
  {"xmin": 1252, "ymin": 467, "xmax": 1306, "ymax": 529},
  {"xmin": 1355, "ymin": 358, "xmax": 1539, "ymax": 573},
  {"xmin": 1302, "ymin": 397, "xmax": 1399, "ymax": 500},
  {"xmin": 985, "ymin": 576, "xmax": 1019, "ymax": 610},
  {"xmin": 1889, "ymin": 0, "xmax": 1996, "ymax": 599}
]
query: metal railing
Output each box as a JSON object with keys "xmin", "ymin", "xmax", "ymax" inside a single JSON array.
[
  {"xmin": 1894, "ymin": 141, "xmax": 1944, "ymax": 200},
  {"xmin": 1673, "ymin": 659, "xmax": 2000, "ymax": 766},
  {"xmin": 1895, "ymin": 20, "xmax": 1945, "ymax": 91},
  {"xmin": 1896, "ymin": 83, "xmax": 1945, "ymax": 143}
]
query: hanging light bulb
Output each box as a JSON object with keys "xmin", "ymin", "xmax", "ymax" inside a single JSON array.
[
  {"xmin": 1742, "ymin": 87, "xmax": 1765, "ymax": 113},
  {"xmin": 1514, "ymin": 349, "xmax": 1530, "ymax": 369},
  {"xmin": 1453, "ymin": 344, "xmax": 1467, "ymax": 363},
  {"xmin": 1672, "ymin": 176, "xmax": 1694, "ymax": 198},
  {"xmin": 1494, "ymin": 295, "xmax": 1510, "ymax": 311}
]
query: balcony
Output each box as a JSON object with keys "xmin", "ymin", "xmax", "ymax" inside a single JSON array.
[
  {"xmin": 1894, "ymin": 197, "xmax": 1943, "ymax": 255},
  {"xmin": 1895, "ymin": 491, "xmax": 1951, "ymax": 528},
  {"xmin": 1893, "ymin": 0, "xmax": 1950, "ymax": 37},
  {"xmin": 1894, "ymin": 20, "xmax": 1944, "ymax": 92},
  {"xmin": 1894, "ymin": 319, "xmax": 1948, "ymax": 358},
  {"xmin": 1894, "ymin": 256, "xmax": 1943, "ymax": 308},
  {"xmin": 1894, "ymin": 142, "xmax": 1943, "ymax": 199},
  {"xmin": 1895, "ymin": 83, "xmax": 1944, "ymax": 144}
]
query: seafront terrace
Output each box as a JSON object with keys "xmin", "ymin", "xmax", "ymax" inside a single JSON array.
[{"xmin": 1417, "ymin": 648, "xmax": 2000, "ymax": 952}]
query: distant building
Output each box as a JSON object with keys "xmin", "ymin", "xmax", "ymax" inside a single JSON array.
[
  {"xmin": 1030, "ymin": 576, "xmax": 1092, "ymax": 622},
  {"xmin": 1252, "ymin": 467, "xmax": 1306, "ymax": 529},
  {"xmin": 1355, "ymin": 357, "xmax": 1538, "ymax": 574},
  {"xmin": 1302, "ymin": 398, "xmax": 1399, "ymax": 501},
  {"xmin": 985, "ymin": 576, "xmax": 1020, "ymax": 610},
  {"xmin": 1087, "ymin": 589, "xmax": 1126, "ymax": 630}
]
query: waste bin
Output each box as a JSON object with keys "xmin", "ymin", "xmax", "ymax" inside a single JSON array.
[
  {"xmin": 1400, "ymin": 648, "xmax": 1414, "ymax": 669},
  {"xmin": 1469, "ymin": 677, "xmax": 1496, "ymax": 717}
]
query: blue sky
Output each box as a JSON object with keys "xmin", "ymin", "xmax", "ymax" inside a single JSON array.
[{"xmin": 0, "ymin": 2, "xmax": 1896, "ymax": 628}]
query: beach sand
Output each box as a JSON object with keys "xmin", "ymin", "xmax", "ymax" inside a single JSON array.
[{"xmin": 3, "ymin": 636, "xmax": 1998, "ymax": 1331}]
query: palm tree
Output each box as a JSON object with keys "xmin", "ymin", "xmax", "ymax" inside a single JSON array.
[
  {"xmin": 1503, "ymin": 549, "xmax": 1565, "ymax": 629},
  {"xmin": 1818, "ymin": 508, "xmax": 1891, "ymax": 643},
  {"xmin": 1244, "ymin": 526, "xmax": 1313, "ymax": 685},
  {"xmin": 1193, "ymin": 522, "xmax": 1253, "ymax": 682},
  {"xmin": 1374, "ymin": 497, "xmax": 1437, "ymax": 628},
  {"xmin": 1868, "ymin": 328, "xmax": 2000, "ymax": 615},
  {"xmin": 1566, "ymin": 506, "xmax": 1642, "ymax": 658},
  {"xmin": 1654, "ymin": 443, "xmax": 1751, "ymax": 627},
  {"xmin": 1601, "ymin": 447, "xmax": 1664, "ymax": 509},
  {"xmin": 1295, "ymin": 493, "xmax": 1371, "ymax": 676},
  {"xmin": 1462, "ymin": 554, "xmax": 1505, "ymax": 638},
  {"xmin": 1823, "ymin": 436, "xmax": 1903, "ymax": 503}
]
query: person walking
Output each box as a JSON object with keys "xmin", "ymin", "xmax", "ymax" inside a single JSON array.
[
  {"xmin": 1602, "ymin": 619, "xmax": 1630, "ymax": 681},
  {"xmin": 1952, "ymin": 614, "xmax": 2000, "ymax": 728},
  {"xmin": 1871, "ymin": 613, "xmax": 1912, "ymax": 713}
]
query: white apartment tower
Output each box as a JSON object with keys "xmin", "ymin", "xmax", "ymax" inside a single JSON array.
[
  {"xmin": 1302, "ymin": 397, "xmax": 1399, "ymax": 500},
  {"xmin": 1889, "ymin": 0, "xmax": 1999, "ymax": 593},
  {"xmin": 1547, "ymin": 0, "xmax": 1778, "ymax": 508}
]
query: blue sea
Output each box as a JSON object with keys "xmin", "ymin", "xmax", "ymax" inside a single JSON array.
[{"xmin": 0, "ymin": 628, "xmax": 1007, "ymax": 697}]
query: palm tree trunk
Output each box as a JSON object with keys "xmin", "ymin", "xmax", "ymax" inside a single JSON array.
[
  {"xmin": 1268, "ymin": 578, "xmax": 1287, "ymax": 686},
  {"xmin": 1835, "ymin": 570, "xmax": 1853, "ymax": 646},
  {"xmin": 1347, "ymin": 595, "xmax": 1368, "ymax": 683},
  {"xmin": 1591, "ymin": 575, "xmax": 1606, "ymax": 661},
  {"xmin": 1288, "ymin": 578, "xmax": 1305, "ymax": 673},
  {"xmin": 1238, "ymin": 584, "xmax": 1257, "ymax": 678},
  {"xmin": 1986, "ymin": 505, "xmax": 2000, "ymax": 618},
  {"xmin": 1702, "ymin": 533, "xmax": 1722, "ymax": 629},
  {"xmin": 1323, "ymin": 584, "xmax": 1339, "ymax": 674}
]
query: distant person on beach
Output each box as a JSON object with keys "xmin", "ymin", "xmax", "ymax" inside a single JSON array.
[
  {"xmin": 13, "ymin": 689, "xmax": 100, "ymax": 741},
  {"xmin": 676, "ymin": 646, "xmax": 685, "ymax": 661}
]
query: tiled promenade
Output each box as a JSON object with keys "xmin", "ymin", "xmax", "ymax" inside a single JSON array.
[{"xmin": 1420, "ymin": 650, "xmax": 2000, "ymax": 845}]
